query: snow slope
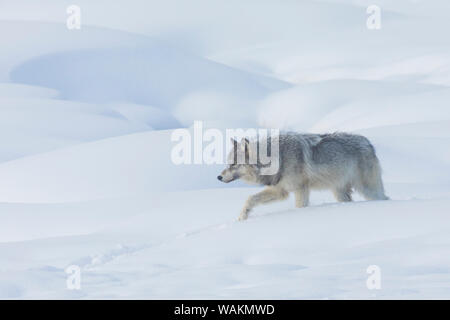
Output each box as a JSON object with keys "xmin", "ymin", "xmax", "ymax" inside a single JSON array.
[
  {"xmin": 0, "ymin": 0, "xmax": 450, "ymax": 299},
  {"xmin": 1, "ymin": 187, "xmax": 450, "ymax": 299}
]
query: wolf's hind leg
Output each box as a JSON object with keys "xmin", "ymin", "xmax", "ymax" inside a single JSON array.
[
  {"xmin": 294, "ymin": 186, "xmax": 310, "ymax": 208},
  {"xmin": 239, "ymin": 187, "xmax": 288, "ymax": 221},
  {"xmin": 333, "ymin": 185, "xmax": 353, "ymax": 202}
]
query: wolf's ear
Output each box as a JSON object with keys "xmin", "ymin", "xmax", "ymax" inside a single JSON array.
[
  {"xmin": 241, "ymin": 138, "xmax": 250, "ymax": 147},
  {"xmin": 240, "ymin": 138, "xmax": 250, "ymax": 153}
]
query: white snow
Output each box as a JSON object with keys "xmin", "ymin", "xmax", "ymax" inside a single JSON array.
[{"xmin": 0, "ymin": 0, "xmax": 450, "ymax": 299}]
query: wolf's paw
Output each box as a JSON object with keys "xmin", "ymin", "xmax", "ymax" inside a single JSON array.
[{"xmin": 237, "ymin": 213, "xmax": 248, "ymax": 221}]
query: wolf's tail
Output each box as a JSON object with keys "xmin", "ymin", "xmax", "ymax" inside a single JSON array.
[{"xmin": 357, "ymin": 154, "xmax": 389, "ymax": 201}]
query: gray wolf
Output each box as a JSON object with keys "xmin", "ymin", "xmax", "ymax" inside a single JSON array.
[{"xmin": 217, "ymin": 132, "xmax": 388, "ymax": 221}]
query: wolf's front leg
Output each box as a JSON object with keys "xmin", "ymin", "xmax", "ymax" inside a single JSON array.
[{"xmin": 238, "ymin": 187, "xmax": 288, "ymax": 221}]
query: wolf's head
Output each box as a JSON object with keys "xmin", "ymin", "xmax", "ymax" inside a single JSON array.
[{"xmin": 217, "ymin": 138, "xmax": 259, "ymax": 184}]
